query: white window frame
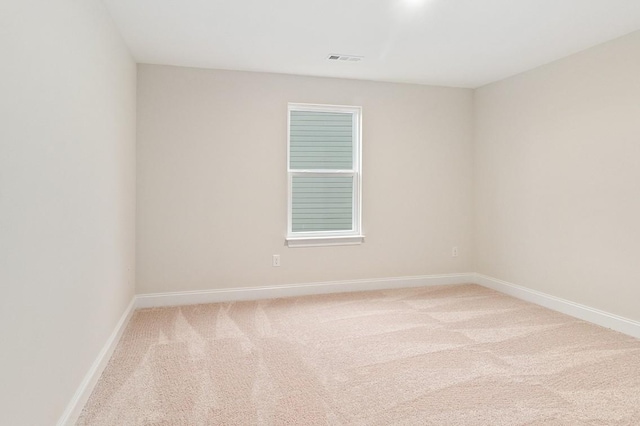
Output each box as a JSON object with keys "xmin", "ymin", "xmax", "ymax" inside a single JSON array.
[{"xmin": 286, "ymin": 103, "xmax": 364, "ymax": 248}]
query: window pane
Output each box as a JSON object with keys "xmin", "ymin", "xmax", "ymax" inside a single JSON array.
[
  {"xmin": 292, "ymin": 176, "xmax": 353, "ymax": 232},
  {"xmin": 290, "ymin": 111, "xmax": 353, "ymax": 170}
]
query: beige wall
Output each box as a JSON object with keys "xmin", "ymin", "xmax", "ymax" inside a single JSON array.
[
  {"xmin": 474, "ymin": 31, "xmax": 640, "ymax": 321},
  {"xmin": 0, "ymin": 1, "xmax": 136, "ymax": 424},
  {"xmin": 137, "ymin": 65, "xmax": 474, "ymax": 294}
]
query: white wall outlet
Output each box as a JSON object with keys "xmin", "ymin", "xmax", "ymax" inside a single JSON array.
[
  {"xmin": 452, "ymin": 247, "xmax": 459, "ymax": 257},
  {"xmin": 272, "ymin": 254, "xmax": 281, "ymax": 267}
]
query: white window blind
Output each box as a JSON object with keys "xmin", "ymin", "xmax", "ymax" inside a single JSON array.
[
  {"xmin": 291, "ymin": 176, "xmax": 353, "ymax": 232},
  {"xmin": 287, "ymin": 104, "xmax": 363, "ymax": 247}
]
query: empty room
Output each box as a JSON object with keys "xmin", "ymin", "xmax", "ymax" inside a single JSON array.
[{"xmin": 2, "ymin": 0, "xmax": 640, "ymax": 424}]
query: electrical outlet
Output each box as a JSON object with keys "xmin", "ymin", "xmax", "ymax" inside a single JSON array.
[
  {"xmin": 272, "ymin": 254, "xmax": 281, "ymax": 267},
  {"xmin": 452, "ymin": 247, "xmax": 459, "ymax": 257}
]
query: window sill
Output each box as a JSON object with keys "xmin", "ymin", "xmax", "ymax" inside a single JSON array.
[{"xmin": 286, "ymin": 235, "xmax": 365, "ymax": 248}]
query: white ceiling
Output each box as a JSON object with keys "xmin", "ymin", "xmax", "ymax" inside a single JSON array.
[{"xmin": 103, "ymin": 0, "xmax": 640, "ymax": 88}]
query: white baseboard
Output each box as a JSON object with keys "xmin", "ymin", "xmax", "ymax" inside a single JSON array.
[
  {"xmin": 58, "ymin": 272, "xmax": 640, "ymax": 425},
  {"xmin": 57, "ymin": 297, "xmax": 136, "ymax": 426},
  {"xmin": 135, "ymin": 274, "xmax": 640, "ymax": 339},
  {"xmin": 135, "ymin": 273, "xmax": 476, "ymax": 308},
  {"xmin": 474, "ymin": 274, "xmax": 640, "ymax": 339}
]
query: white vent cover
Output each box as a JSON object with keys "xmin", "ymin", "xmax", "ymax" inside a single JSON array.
[{"xmin": 327, "ymin": 54, "xmax": 363, "ymax": 62}]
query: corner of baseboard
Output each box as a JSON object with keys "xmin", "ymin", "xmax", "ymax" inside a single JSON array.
[
  {"xmin": 57, "ymin": 297, "xmax": 136, "ymax": 426},
  {"xmin": 58, "ymin": 272, "xmax": 476, "ymax": 424},
  {"xmin": 473, "ymin": 273, "xmax": 640, "ymax": 339}
]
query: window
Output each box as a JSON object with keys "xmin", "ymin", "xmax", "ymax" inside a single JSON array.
[{"xmin": 286, "ymin": 103, "xmax": 363, "ymax": 247}]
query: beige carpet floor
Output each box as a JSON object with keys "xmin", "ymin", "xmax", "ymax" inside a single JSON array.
[{"xmin": 78, "ymin": 284, "xmax": 640, "ymax": 425}]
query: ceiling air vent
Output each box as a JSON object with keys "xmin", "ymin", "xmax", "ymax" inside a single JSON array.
[{"xmin": 327, "ymin": 54, "xmax": 363, "ymax": 62}]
